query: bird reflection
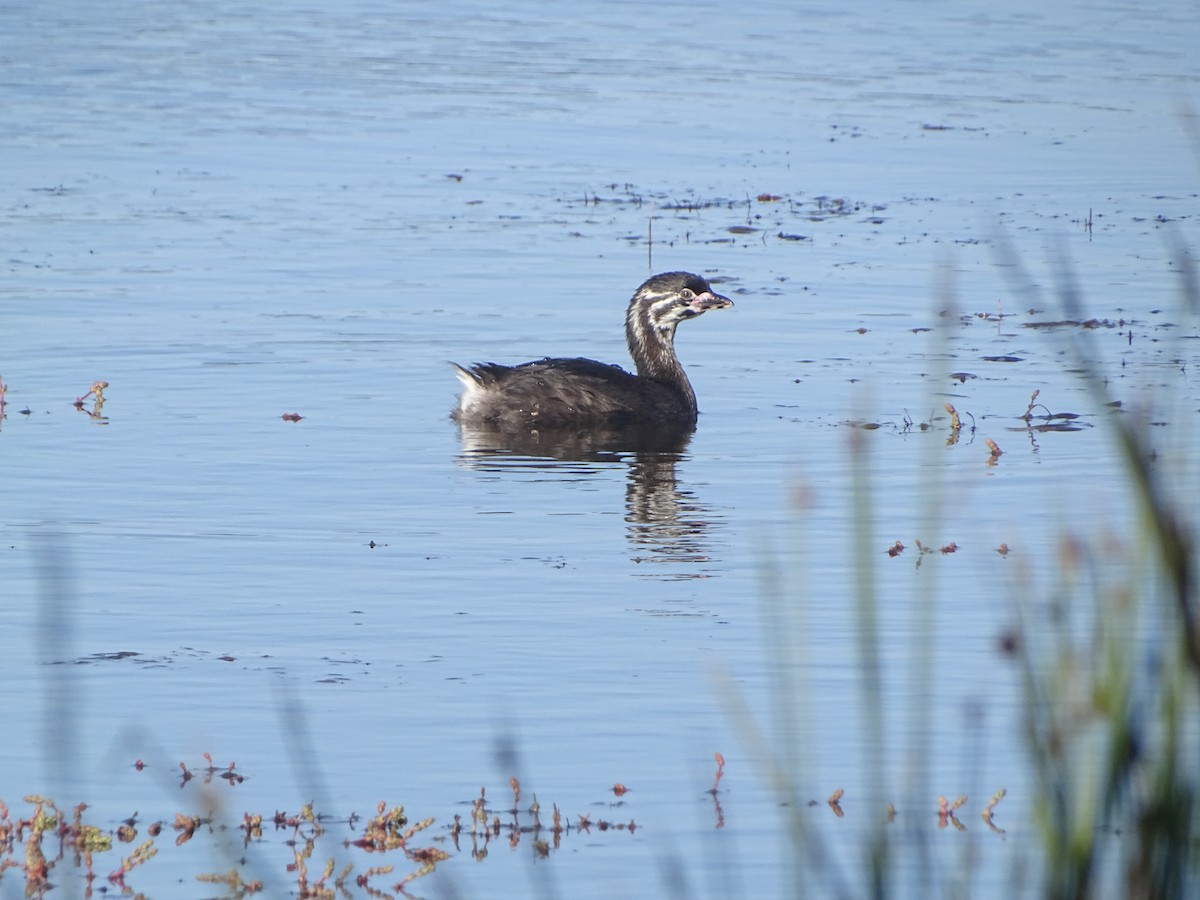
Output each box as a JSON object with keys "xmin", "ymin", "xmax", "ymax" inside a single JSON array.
[{"xmin": 455, "ymin": 423, "xmax": 718, "ymax": 579}]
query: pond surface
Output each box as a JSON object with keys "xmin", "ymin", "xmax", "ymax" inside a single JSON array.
[{"xmin": 3, "ymin": 0, "xmax": 1199, "ymax": 897}]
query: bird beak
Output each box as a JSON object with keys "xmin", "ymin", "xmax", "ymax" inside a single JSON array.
[{"xmin": 692, "ymin": 291, "xmax": 734, "ymax": 312}]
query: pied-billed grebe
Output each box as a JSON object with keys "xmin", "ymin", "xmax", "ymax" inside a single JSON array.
[{"xmin": 452, "ymin": 271, "xmax": 733, "ymax": 429}]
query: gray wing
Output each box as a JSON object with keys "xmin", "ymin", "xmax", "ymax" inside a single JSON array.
[{"xmin": 453, "ymin": 358, "xmax": 683, "ymax": 427}]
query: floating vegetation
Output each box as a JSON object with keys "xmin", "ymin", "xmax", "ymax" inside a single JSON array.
[
  {"xmin": 858, "ymin": 389, "xmax": 1098, "ymax": 443},
  {"xmin": 558, "ymin": 183, "xmax": 877, "ymax": 250},
  {"xmin": 0, "ymin": 753, "xmax": 1016, "ymax": 897},
  {"xmin": 72, "ymin": 379, "xmax": 109, "ymax": 423},
  {"xmin": 1015, "ymin": 388, "xmax": 1092, "ymax": 432},
  {"xmin": 945, "ymin": 402, "xmax": 962, "ymax": 432},
  {"xmin": 982, "ymin": 787, "xmax": 1008, "ymax": 833},
  {"xmin": 1022, "ymin": 318, "xmax": 1124, "ymax": 330}
]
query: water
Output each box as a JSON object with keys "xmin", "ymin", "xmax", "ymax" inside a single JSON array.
[{"xmin": 3, "ymin": 0, "xmax": 1199, "ymax": 896}]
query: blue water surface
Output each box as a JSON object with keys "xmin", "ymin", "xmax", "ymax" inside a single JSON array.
[{"xmin": 3, "ymin": 0, "xmax": 1199, "ymax": 896}]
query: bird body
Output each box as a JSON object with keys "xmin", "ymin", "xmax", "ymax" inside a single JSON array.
[{"xmin": 452, "ymin": 272, "xmax": 732, "ymax": 430}]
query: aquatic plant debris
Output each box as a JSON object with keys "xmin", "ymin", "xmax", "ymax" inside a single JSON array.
[
  {"xmin": 72, "ymin": 379, "xmax": 109, "ymax": 422},
  {"xmin": 828, "ymin": 788, "xmax": 845, "ymax": 817},
  {"xmin": 982, "ymin": 787, "xmax": 1008, "ymax": 833},
  {"xmin": 0, "ymin": 754, "xmax": 1014, "ymax": 896}
]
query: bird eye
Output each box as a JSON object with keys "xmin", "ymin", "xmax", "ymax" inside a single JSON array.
[{"xmin": 679, "ymin": 288, "xmax": 695, "ymax": 301}]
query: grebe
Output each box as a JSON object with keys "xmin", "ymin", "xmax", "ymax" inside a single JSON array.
[{"xmin": 452, "ymin": 272, "xmax": 732, "ymax": 429}]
